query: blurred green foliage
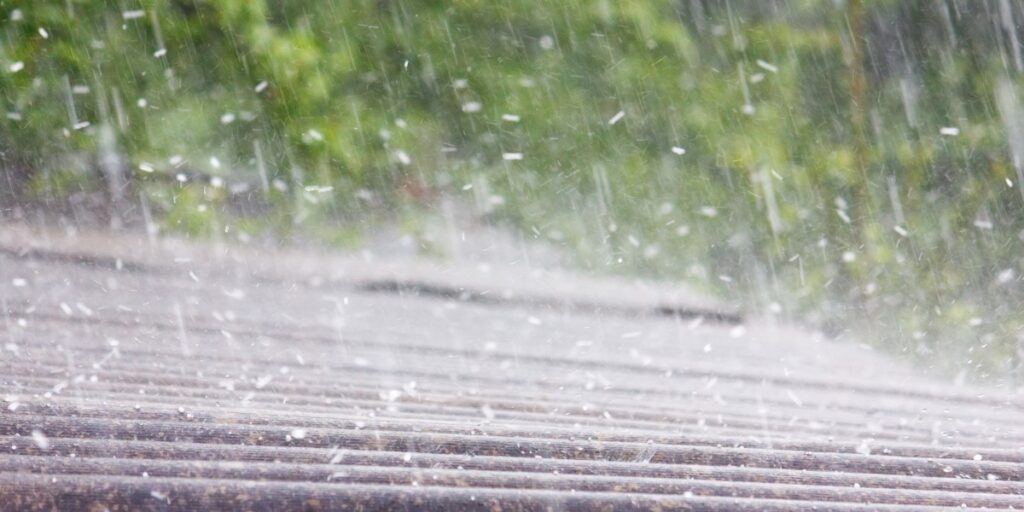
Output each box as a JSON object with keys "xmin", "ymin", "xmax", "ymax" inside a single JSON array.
[{"xmin": 3, "ymin": 0, "xmax": 1024, "ymax": 381}]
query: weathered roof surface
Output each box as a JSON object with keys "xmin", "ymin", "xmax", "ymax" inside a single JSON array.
[{"xmin": 1, "ymin": 224, "xmax": 1023, "ymax": 510}]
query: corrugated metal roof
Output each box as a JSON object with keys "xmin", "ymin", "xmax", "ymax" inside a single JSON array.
[{"xmin": 1, "ymin": 229, "xmax": 1022, "ymax": 510}]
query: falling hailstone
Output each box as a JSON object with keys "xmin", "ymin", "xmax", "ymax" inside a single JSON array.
[
  {"xmin": 303, "ymin": 129, "xmax": 325, "ymax": 143},
  {"xmin": 856, "ymin": 440, "xmax": 872, "ymax": 456},
  {"xmin": 699, "ymin": 206, "xmax": 718, "ymax": 218},
  {"xmin": 756, "ymin": 59, "xmax": 779, "ymax": 73},
  {"xmin": 997, "ymin": 268, "xmax": 1016, "ymax": 284},
  {"xmin": 480, "ymin": 404, "xmax": 496, "ymax": 420},
  {"xmin": 31, "ymin": 430, "xmax": 50, "ymax": 450}
]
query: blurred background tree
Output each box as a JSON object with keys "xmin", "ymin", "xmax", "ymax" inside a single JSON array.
[{"xmin": 3, "ymin": 0, "xmax": 1024, "ymax": 382}]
